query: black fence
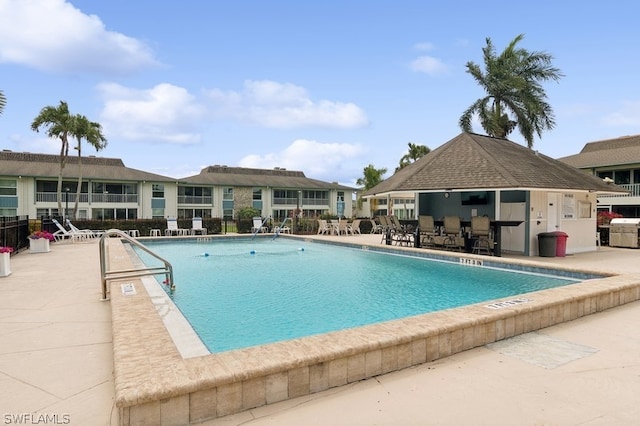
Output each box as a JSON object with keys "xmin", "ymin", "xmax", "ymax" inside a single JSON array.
[{"xmin": 0, "ymin": 216, "xmax": 30, "ymax": 255}]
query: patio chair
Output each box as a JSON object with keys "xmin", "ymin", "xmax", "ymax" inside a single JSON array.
[
  {"xmin": 251, "ymin": 217, "xmax": 268, "ymax": 234},
  {"xmin": 348, "ymin": 219, "xmax": 362, "ymax": 235},
  {"xmin": 418, "ymin": 215, "xmax": 437, "ymax": 248},
  {"xmin": 443, "ymin": 216, "xmax": 464, "ymax": 251},
  {"xmin": 470, "ymin": 216, "xmax": 493, "ymax": 255},
  {"xmin": 190, "ymin": 217, "xmax": 207, "ymax": 235},
  {"xmin": 335, "ymin": 219, "xmax": 349, "ymax": 235},
  {"xmin": 317, "ymin": 219, "xmax": 330, "ymax": 235}
]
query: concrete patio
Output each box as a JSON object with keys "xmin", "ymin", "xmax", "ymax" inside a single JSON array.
[{"xmin": 0, "ymin": 234, "xmax": 638, "ymax": 425}]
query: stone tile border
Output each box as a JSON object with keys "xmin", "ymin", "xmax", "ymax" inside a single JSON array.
[{"xmin": 107, "ymin": 237, "xmax": 640, "ymax": 425}]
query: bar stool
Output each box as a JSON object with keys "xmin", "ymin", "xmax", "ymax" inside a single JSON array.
[{"xmin": 150, "ymin": 229, "xmax": 161, "ymax": 237}]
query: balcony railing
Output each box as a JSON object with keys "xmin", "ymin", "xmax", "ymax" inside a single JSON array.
[
  {"xmin": 599, "ymin": 183, "xmax": 640, "ymax": 198},
  {"xmin": 91, "ymin": 193, "xmax": 138, "ymax": 203},
  {"xmin": 35, "ymin": 192, "xmax": 137, "ymax": 203},
  {"xmin": 177, "ymin": 195, "xmax": 213, "ymax": 205},
  {"xmin": 273, "ymin": 197, "xmax": 330, "ymax": 205},
  {"xmin": 36, "ymin": 193, "xmax": 89, "ymax": 203}
]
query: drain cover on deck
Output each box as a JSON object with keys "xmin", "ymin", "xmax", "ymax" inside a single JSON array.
[{"xmin": 487, "ymin": 332, "xmax": 598, "ymax": 369}]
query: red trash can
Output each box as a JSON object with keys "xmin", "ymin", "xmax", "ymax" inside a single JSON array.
[{"xmin": 553, "ymin": 231, "xmax": 569, "ymax": 257}]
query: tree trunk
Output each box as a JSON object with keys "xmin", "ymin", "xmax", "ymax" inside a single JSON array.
[{"xmin": 73, "ymin": 142, "xmax": 82, "ymax": 219}]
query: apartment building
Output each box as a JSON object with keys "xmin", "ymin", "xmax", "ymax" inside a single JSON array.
[{"xmin": 0, "ymin": 151, "xmax": 355, "ymax": 220}]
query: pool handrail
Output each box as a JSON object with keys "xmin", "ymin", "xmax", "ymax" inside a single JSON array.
[{"xmin": 99, "ymin": 229, "xmax": 175, "ymax": 301}]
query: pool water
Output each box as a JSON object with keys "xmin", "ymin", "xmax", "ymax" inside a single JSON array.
[{"xmin": 135, "ymin": 238, "xmax": 580, "ymax": 353}]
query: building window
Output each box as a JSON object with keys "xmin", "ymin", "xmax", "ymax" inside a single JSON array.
[
  {"xmin": 615, "ymin": 170, "xmax": 630, "ymax": 185},
  {"xmin": 178, "ymin": 208, "xmax": 212, "ymax": 219},
  {"xmin": 223, "ymin": 187, "xmax": 233, "ymax": 200},
  {"xmin": 92, "ymin": 208, "xmax": 137, "ymax": 220},
  {"xmin": 152, "ymin": 184, "xmax": 164, "ymax": 198},
  {"xmin": 0, "ymin": 179, "xmax": 16, "ymax": 196},
  {"xmin": 302, "ymin": 190, "xmax": 329, "ymax": 205}
]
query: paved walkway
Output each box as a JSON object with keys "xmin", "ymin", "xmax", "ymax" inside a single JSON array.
[{"xmin": 1, "ymin": 236, "xmax": 639, "ymax": 425}]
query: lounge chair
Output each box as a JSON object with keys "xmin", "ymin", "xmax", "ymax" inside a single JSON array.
[
  {"xmin": 190, "ymin": 217, "xmax": 207, "ymax": 235},
  {"xmin": 52, "ymin": 218, "xmax": 88, "ymax": 242},
  {"xmin": 251, "ymin": 217, "xmax": 268, "ymax": 234},
  {"xmin": 165, "ymin": 218, "xmax": 181, "ymax": 236},
  {"xmin": 369, "ymin": 218, "xmax": 384, "ymax": 234},
  {"xmin": 51, "ymin": 218, "xmax": 74, "ymax": 242},
  {"xmin": 65, "ymin": 219, "xmax": 103, "ymax": 239},
  {"xmin": 274, "ymin": 218, "xmax": 291, "ymax": 234}
]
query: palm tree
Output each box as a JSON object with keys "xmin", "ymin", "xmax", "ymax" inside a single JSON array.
[
  {"xmin": 70, "ymin": 114, "xmax": 107, "ymax": 219},
  {"xmin": 396, "ymin": 142, "xmax": 430, "ymax": 172},
  {"xmin": 31, "ymin": 101, "xmax": 74, "ymax": 215},
  {"xmin": 0, "ymin": 90, "xmax": 6, "ymax": 116},
  {"xmin": 356, "ymin": 164, "xmax": 387, "ymax": 191},
  {"xmin": 356, "ymin": 164, "xmax": 387, "ymax": 215},
  {"xmin": 459, "ymin": 34, "xmax": 563, "ymax": 148}
]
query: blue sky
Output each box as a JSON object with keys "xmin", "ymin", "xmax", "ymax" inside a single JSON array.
[{"xmin": 1, "ymin": 0, "xmax": 639, "ymax": 186}]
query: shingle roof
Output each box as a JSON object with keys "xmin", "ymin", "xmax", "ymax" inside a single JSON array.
[
  {"xmin": 558, "ymin": 134, "xmax": 640, "ymax": 168},
  {"xmin": 364, "ymin": 133, "xmax": 626, "ymax": 196},
  {"xmin": 180, "ymin": 165, "xmax": 354, "ymax": 190},
  {"xmin": 0, "ymin": 151, "xmax": 172, "ymax": 181}
]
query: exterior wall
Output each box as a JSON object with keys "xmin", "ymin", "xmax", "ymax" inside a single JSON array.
[
  {"xmin": 234, "ymin": 187, "xmax": 253, "ymax": 213},
  {"xmin": 527, "ymin": 190, "xmax": 597, "ymax": 256}
]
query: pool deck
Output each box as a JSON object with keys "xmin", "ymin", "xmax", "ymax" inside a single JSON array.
[{"xmin": 1, "ymin": 233, "xmax": 639, "ymax": 425}]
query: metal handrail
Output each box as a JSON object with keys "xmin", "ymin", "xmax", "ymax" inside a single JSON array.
[{"xmin": 99, "ymin": 229, "xmax": 174, "ymax": 301}]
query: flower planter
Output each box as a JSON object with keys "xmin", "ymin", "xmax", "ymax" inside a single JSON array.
[
  {"xmin": 0, "ymin": 252, "xmax": 10, "ymax": 277},
  {"xmin": 29, "ymin": 238, "xmax": 51, "ymax": 253}
]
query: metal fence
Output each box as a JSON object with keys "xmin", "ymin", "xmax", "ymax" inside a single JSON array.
[{"xmin": 0, "ymin": 216, "xmax": 30, "ymax": 254}]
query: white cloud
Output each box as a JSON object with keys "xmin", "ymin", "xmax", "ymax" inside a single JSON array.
[
  {"xmin": 97, "ymin": 82, "xmax": 205, "ymax": 144},
  {"xmin": 0, "ymin": 0, "xmax": 158, "ymax": 74},
  {"xmin": 9, "ymin": 133, "xmax": 59, "ymax": 154},
  {"xmin": 413, "ymin": 42, "xmax": 435, "ymax": 51},
  {"xmin": 238, "ymin": 139, "xmax": 366, "ymax": 184},
  {"xmin": 410, "ymin": 55, "xmax": 448, "ymax": 75},
  {"xmin": 602, "ymin": 101, "xmax": 640, "ymax": 126},
  {"xmin": 207, "ymin": 80, "xmax": 369, "ymax": 129}
]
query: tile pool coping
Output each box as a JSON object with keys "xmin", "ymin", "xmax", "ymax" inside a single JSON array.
[{"xmin": 109, "ymin": 235, "xmax": 640, "ymax": 425}]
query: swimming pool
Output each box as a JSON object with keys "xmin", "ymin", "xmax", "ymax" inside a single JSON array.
[
  {"xmin": 112, "ymin": 235, "xmax": 640, "ymax": 424},
  {"xmin": 135, "ymin": 238, "xmax": 582, "ymax": 353}
]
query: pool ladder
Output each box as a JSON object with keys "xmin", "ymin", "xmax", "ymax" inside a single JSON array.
[{"xmin": 99, "ymin": 229, "xmax": 175, "ymax": 301}]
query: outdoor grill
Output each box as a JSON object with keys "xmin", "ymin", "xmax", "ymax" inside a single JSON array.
[{"xmin": 609, "ymin": 218, "xmax": 640, "ymax": 248}]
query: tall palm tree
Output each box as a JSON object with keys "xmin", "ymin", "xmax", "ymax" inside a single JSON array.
[
  {"xmin": 396, "ymin": 142, "xmax": 430, "ymax": 172},
  {"xmin": 356, "ymin": 164, "xmax": 387, "ymax": 214},
  {"xmin": 0, "ymin": 90, "xmax": 6, "ymax": 116},
  {"xmin": 31, "ymin": 101, "xmax": 74, "ymax": 215},
  {"xmin": 459, "ymin": 34, "xmax": 563, "ymax": 148},
  {"xmin": 71, "ymin": 114, "xmax": 107, "ymax": 219}
]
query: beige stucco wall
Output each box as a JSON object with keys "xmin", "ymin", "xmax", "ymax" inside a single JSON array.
[{"xmin": 527, "ymin": 190, "xmax": 597, "ymax": 256}]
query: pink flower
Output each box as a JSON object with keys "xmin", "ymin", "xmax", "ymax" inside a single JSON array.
[
  {"xmin": 0, "ymin": 246, "xmax": 14, "ymax": 254},
  {"xmin": 29, "ymin": 231, "xmax": 55, "ymax": 241}
]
